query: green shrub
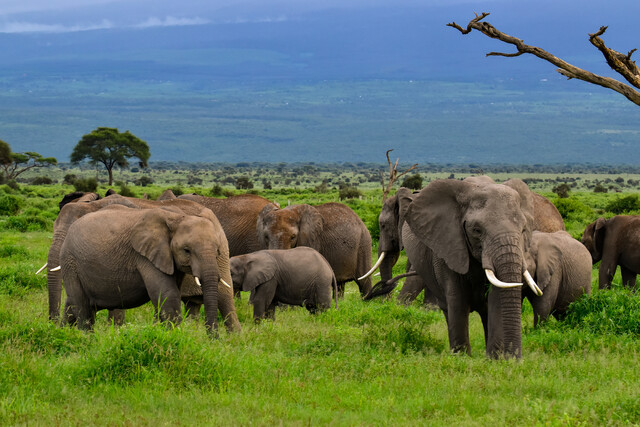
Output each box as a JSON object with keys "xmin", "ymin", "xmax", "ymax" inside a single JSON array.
[
  {"xmin": 4, "ymin": 215, "xmax": 51, "ymax": 232},
  {"xmin": 135, "ymin": 176, "xmax": 154, "ymax": 187},
  {"xmin": 73, "ymin": 177, "xmax": 98, "ymax": 192},
  {"xmin": 561, "ymin": 289, "xmax": 640, "ymax": 336},
  {"xmin": 115, "ymin": 181, "xmax": 136, "ymax": 197},
  {"xmin": 401, "ymin": 173, "xmax": 423, "ymax": 190},
  {"xmin": 0, "ymin": 245, "xmax": 28, "ymax": 258},
  {"xmin": 339, "ymin": 186, "xmax": 362, "ymax": 200},
  {"xmin": 605, "ymin": 194, "xmax": 640, "ymax": 214},
  {"xmin": 30, "ymin": 176, "xmax": 54, "ymax": 185},
  {"xmin": 0, "ymin": 195, "xmax": 23, "ymax": 216},
  {"xmin": 553, "ymin": 197, "xmax": 592, "ymax": 220},
  {"xmin": 210, "ymin": 184, "xmax": 223, "ymax": 197}
]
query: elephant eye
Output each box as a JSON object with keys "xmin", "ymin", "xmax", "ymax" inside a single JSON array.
[
  {"xmin": 184, "ymin": 248, "xmax": 191, "ymax": 255},
  {"xmin": 290, "ymin": 234, "xmax": 297, "ymax": 241}
]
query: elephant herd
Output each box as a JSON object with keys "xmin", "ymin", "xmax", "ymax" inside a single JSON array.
[{"xmin": 42, "ymin": 176, "xmax": 639, "ymax": 359}]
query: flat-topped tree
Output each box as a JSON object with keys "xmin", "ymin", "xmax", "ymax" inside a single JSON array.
[
  {"xmin": 0, "ymin": 139, "xmax": 57, "ymax": 182},
  {"xmin": 448, "ymin": 13, "xmax": 640, "ymax": 106},
  {"xmin": 71, "ymin": 127, "xmax": 150, "ymax": 185}
]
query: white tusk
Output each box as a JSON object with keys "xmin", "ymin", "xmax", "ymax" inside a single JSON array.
[
  {"xmin": 524, "ymin": 270, "xmax": 543, "ymax": 296},
  {"xmin": 220, "ymin": 278, "xmax": 232, "ymax": 288},
  {"xmin": 50, "ymin": 266, "xmax": 61, "ymax": 272},
  {"xmin": 36, "ymin": 263, "xmax": 48, "ymax": 275},
  {"xmin": 485, "ymin": 269, "xmax": 523, "ymax": 288},
  {"xmin": 374, "ymin": 272, "xmax": 380, "ymax": 277},
  {"xmin": 358, "ymin": 252, "xmax": 386, "ymax": 281},
  {"xmin": 195, "ymin": 276, "xmax": 202, "ymax": 287}
]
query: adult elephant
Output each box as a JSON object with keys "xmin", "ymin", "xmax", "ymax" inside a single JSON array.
[
  {"xmin": 581, "ymin": 215, "xmax": 640, "ymax": 289},
  {"xmin": 257, "ymin": 202, "xmax": 373, "ymax": 297},
  {"xmin": 400, "ymin": 176, "xmax": 540, "ymax": 358},
  {"xmin": 365, "ymin": 181, "xmax": 564, "ymax": 305},
  {"xmin": 46, "ymin": 195, "xmax": 241, "ymax": 332},
  {"xmin": 61, "ymin": 206, "xmax": 229, "ymax": 334},
  {"xmin": 524, "ymin": 231, "xmax": 592, "ymax": 326}
]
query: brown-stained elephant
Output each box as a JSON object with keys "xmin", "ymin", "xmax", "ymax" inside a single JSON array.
[
  {"xmin": 61, "ymin": 206, "xmax": 229, "ymax": 335},
  {"xmin": 365, "ymin": 181, "xmax": 564, "ymax": 307},
  {"xmin": 46, "ymin": 194, "xmax": 241, "ymax": 332},
  {"xmin": 524, "ymin": 231, "xmax": 592, "ymax": 326},
  {"xmin": 257, "ymin": 202, "xmax": 373, "ymax": 297},
  {"xmin": 230, "ymin": 247, "xmax": 338, "ymax": 323},
  {"xmin": 399, "ymin": 176, "xmax": 541, "ymax": 358},
  {"xmin": 581, "ymin": 215, "xmax": 640, "ymax": 289}
]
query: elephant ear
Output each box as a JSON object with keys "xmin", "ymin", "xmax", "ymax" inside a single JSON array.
[
  {"xmin": 405, "ymin": 179, "xmax": 471, "ymax": 274},
  {"xmin": 242, "ymin": 255, "xmax": 277, "ymax": 292},
  {"xmin": 257, "ymin": 204, "xmax": 279, "ymax": 246},
  {"xmin": 503, "ymin": 178, "xmax": 536, "ymax": 234},
  {"xmin": 593, "ymin": 217, "xmax": 607, "ymax": 259},
  {"xmin": 532, "ymin": 233, "xmax": 563, "ymax": 293},
  {"xmin": 293, "ymin": 204, "xmax": 323, "ymax": 248},
  {"xmin": 131, "ymin": 209, "xmax": 179, "ymax": 275},
  {"xmin": 396, "ymin": 187, "xmax": 414, "ymax": 250}
]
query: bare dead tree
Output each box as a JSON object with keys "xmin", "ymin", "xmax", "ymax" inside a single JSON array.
[
  {"xmin": 447, "ymin": 12, "xmax": 640, "ymax": 106},
  {"xmin": 380, "ymin": 149, "xmax": 417, "ymax": 202}
]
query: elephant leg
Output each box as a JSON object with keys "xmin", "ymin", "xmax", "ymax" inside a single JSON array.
[
  {"xmin": 265, "ymin": 300, "xmax": 277, "ymax": 321},
  {"xmin": 141, "ymin": 269, "xmax": 182, "ymax": 325},
  {"xmin": 397, "ymin": 275, "xmax": 425, "ymax": 306},
  {"xmin": 218, "ymin": 280, "xmax": 242, "ymax": 332},
  {"xmin": 444, "ymin": 285, "xmax": 472, "ymax": 354},
  {"xmin": 598, "ymin": 258, "xmax": 617, "ymax": 289},
  {"xmin": 183, "ymin": 299, "xmax": 202, "ymax": 320},
  {"xmin": 621, "ymin": 266, "xmax": 637, "ymax": 290},
  {"xmin": 336, "ymin": 282, "xmax": 346, "ymax": 299},
  {"xmin": 62, "ymin": 298, "xmax": 78, "ymax": 327},
  {"xmin": 107, "ymin": 309, "xmax": 125, "ymax": 326}
]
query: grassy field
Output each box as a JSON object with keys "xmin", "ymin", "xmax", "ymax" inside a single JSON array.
[{"xmin": 1, "ymin": 177, "xmax": 640, "ymax": 425}]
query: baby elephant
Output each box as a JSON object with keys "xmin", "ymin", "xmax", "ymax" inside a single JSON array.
[
  {"xmin": 524, "ymin": 231, "xmax": 593, "ymax": 326},
  {"xmin": 230, "ymin": 247, "xmax": 338, "ymax": 322}
]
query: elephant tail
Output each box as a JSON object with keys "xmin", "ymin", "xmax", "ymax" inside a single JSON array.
[
  {"xmin": 332, "ymin": 274, "xmax": 338, "ymax": 309},
  {"xmin": 363, "ymin": 271, "xmax": 418, "ymax": 301}
]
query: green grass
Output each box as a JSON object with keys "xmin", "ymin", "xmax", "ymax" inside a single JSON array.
[{"xmin": 1, "ymin": 181, "xmax": 640, "ymax": 424}]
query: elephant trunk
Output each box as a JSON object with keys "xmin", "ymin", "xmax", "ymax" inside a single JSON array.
[
  {"xmin": 378, "ymin": 249, "xmax": 400, "ymax": 283},
  {"xmin": 199, "ymin": 262, "xmax": 220, "ymax": 337},
  {"xmin": 47, "ymin": 230, "xmax": 67, "ymax": 322},
  {"xmin": 484, "ymin": 237, "xmax": 524, "ymax": 359}
]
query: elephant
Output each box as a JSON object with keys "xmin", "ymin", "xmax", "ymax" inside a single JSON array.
[
  {"xmin": 399, "ymin": 176, "xmax": 540, "ymax": 358},
  {"xmin": 46, "ymin": 194, "xmax": 241, "ymax": 332},
  {"xmin": 60, "ymin": 206, "xmax": 230, "ymax": 334},
  {"xmin": 524, "ymin": 231, "xmax": 592, "ymax": 326},
  {"xmin": 364, "ymin": 181, "xmax": 565, "ymax": 306},
  {"xmin": 257, "ymin": 202, "xmax": 373, "ymax": 297},
  {"xmin": 581, "ymin": 215, "xmax": 640, "ymax": 289},
  {"xmin": 230, "ymin": 247, "xmax": 338, "ymax": 322},
  {"xmin": 57, "ymin": 189, "xmax": 116, "ymax": 210}
]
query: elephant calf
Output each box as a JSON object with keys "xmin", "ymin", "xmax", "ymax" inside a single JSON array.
[
  {"xmin": 525, "ymin": 231, "xmax": 593, "ymax": 326},
  {"xmin": 230, "ymin": 247, "xmax": 338, "ymax": 323}
]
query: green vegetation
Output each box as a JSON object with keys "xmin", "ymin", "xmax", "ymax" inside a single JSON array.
[
  {"xmin": 0, "ymin": 139, "xmax": 57, "ymax": 183},
  {"xmin": 1, "ymin": 172, "xmax": 640, "ymax": 424}
]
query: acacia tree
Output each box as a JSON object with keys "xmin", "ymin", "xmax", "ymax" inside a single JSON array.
[
  {"xmin": 447, "ymin": 13, "xmax": 640, "ymax": 106},
  {"xmin": 0, "ymin": 139, "xmax": 57, "ymax": 181},
  {"xmin": 71, "ymin": 127, "xmax": 150, "ymax": 185}
]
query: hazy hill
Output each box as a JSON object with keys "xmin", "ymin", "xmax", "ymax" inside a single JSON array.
[{"xmin": 0, "ymin": 0, "xmax": 638, "ymax": 164}]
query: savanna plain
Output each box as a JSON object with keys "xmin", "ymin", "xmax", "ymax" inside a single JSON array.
[{"xmin": 2, "ymin": 165, "xmax": 640, "ymax": 425}]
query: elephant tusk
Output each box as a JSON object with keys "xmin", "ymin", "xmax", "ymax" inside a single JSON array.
[
  {"xmin": 36, "ymin": 263, "xmax": 48, "ymax": 275},
  {"xmin": 357, "ymin": 252, "xmax": 386, "ymax": 281},
  {"xmin": 220, "ymin": 278, "xmax": 232, "ymax": 289},
  {"xmin": 195, "ymin": 276, "xmax": 202, "ymax": 287},
  {"xmin": 524, "ymin": 270, "xmax": 543, "ymax": 296},
  {"xmin": 485, "ymin": 269, "xmax": 523, "ymax": 288},
  {"xmin": 50, "ymin": 265, "xmax": 61, "ymax": 272}
]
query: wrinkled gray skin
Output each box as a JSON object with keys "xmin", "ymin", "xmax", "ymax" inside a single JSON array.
[
  {"xmin": 371, "ymin": 182, "xmax": 564, "ymax": 306},
  {"xmin": 401, "ymin": 176, "xmax": 536, "ymax": 358},
  {"xmin": 230, "ymin": 247, "xmax": 338, "ymax": 322},
  {"xmin": 61, "ymin": 206, "xmax": 230, "ymax": 334},
  {"xmin": 524, "ymin": 231, "xmax": 592, "ymax": 326},
  {"xmin": 257, "ymin": 202, "xmax": 372, "ymax": 297},
  {"xmin": 47, "ymin": 195, "xmax": 240, "ymax": 332},
  {"xmin": 581, "ymin": 215, "xmax": 640, "ymax": 289}
]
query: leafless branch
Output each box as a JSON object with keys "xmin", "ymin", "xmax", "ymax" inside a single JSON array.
[
  {"xmin": 447, "ymin": 13, "xmax": 640, "ymax": 106},
  {"xmin": 380, "ymin": 149, "xmax": 418, "ymax": 202}
]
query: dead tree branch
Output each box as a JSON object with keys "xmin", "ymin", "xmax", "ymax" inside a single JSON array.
[
  {"xmin": 447, "ymin": 12, "xmax": 640, "ymax": 106},
  {"xmin": 380, "ymin": 149, "xmax": 417, "ymax": 202}
]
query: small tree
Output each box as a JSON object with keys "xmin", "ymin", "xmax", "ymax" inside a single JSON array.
[
  {"xmin": 235, "ymin": 176, "xmax": 254, "ymax": 190},
  {"xmin": 380, "ymin": 149, "xmax": 418, "ymax": 202},
  {"xmin": 552, "ymin": 183, "xmax": 571, "ymax": 198},
  {"xmin": 0, "ymin": 139, "xmax": 57, "ymax": 181},
  {"xmin": 70, "ymin": 127, "xmax": 150, "ymax": 185},
  {"xmin": 401, "ymin": 173, "xmax": 423, "ymax": 190}
]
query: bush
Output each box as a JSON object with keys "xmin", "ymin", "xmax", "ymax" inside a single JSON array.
[
  {"xmin": 115, "ymin": 181, "xmax": 136, "ymax": 198},
  {"xmin": 552, "ymin": 183, "xmax": 570, "ymax": 198},
  {"xmin": 0, "ymin": 195, "xmax": 23, "ymax": 215},
  {"xmin": 235, "ymin": 176, "xmax": 253, "ymax": 190},
  {"xmin": 339, "ymin": 186, "xmax": 362, "ymax": 200},
  {"xmin": 31, "ymin": 176, "xmax": 54, "ymax": 185},
  {"xmin": 170, "ymin": 186, "xmax": 184, "ymax": 196},
  {"xmin": 135, "ymin": 176, "xmax": 154, "ymax": 187},
  {"xmin": 73, "ymin": 177, "xmax": 98, "ymax": 192},
  {"xmin": 605, "ymin": 194, "xmax": 640, "ymax": 214},
  {"xmin": 63, "ymin": 174, "xmax": 77, "ymax": 185},
  {"xmin": 210, "ymin": 184, "xmax": 223, "ymax": 197},
  {"xmin": 553, "ymin": 197, "xmax": 592, "ymax": 220},
  {"xmin": 593, "ymin": 184, "xmax": 608, "ymax": 193},
  {"xmin": 561, "ymin": 290, "xmax": 640, "ymax": 336},
  {"xmin": 401, "ymin": 173, "xmax": 423, "ymax": 190}
]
